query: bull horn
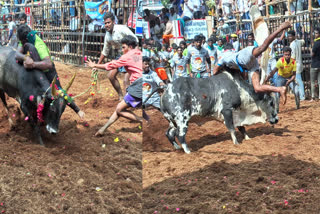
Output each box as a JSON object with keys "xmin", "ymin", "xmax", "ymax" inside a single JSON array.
[
  {"xmin": 64, "ymin": 72, "xmax": 77, "ymax": 93},
  {"xmin": 51, "ymin": 76, "xmax": 57, "ymax": 97}
]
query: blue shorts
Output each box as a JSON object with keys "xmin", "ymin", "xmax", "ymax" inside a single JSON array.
[{"xmin": 124, "ymin": 93, "xmax": 142, "ymax": 108}]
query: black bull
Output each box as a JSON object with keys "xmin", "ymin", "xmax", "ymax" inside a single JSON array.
[
  {"xmin": 160, "ymin": 72, "xmax": 279, "ymax": 154},
  {"xmin": 0, "ymin": 46, "xmax": 73, "ymax": 145}
]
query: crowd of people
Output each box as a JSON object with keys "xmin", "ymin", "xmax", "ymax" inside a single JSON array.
[{"xmin": 141, "ymin": 2, "xmax": 320, "ymax": 112}]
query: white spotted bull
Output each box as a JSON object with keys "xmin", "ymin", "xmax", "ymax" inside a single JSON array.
[{"xmin": 160, "ymin": 71, "xmax": 279, "ymax": 154}]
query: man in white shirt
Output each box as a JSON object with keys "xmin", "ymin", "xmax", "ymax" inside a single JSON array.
[
  {"xmin": 193, "ymin": 0, "xmax": 202, "ymax": 19},
  {"xmin": 96, "ymin": 12, "xmax": 139, "ymax": 100},
  {"xmin": 181, "ymin": 0, "xmax": 193, "ymax": 22},
  {"xmin": 288, "ymin": 30, "xmax": 305, "ymax": 100},
  {"xmin": 169, "ymin": 7, "xmax": 177, "ymax": 21}
]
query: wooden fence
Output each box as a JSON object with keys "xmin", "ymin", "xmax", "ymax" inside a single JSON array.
[{"xmin": 0, "ymin": 0, "xmax": 136, "ymax": 65}]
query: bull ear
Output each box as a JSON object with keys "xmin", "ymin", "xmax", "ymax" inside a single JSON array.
[
  {"xmin": 64, "ymin": 72, "xmax": 77, "ymax": 93},
  {"xmin": 51, "ymin": 76, "xmax": 57, "ymax": 97}
]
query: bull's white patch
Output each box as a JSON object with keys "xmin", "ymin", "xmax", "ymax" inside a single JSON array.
[
  {"xmin": 223, "ymin": 72, "xmax": 267, "ymax": 127},
  {"xmin": 191, "ymin": 96, "xmax": 202, "ymax": 115},
  {"xmin": 167, "ymin": 84, "xmax": 175, "ymax": 104},
  {"xmin": 212, "ymin": 89, "xmax": 227, "ymax": 121}
]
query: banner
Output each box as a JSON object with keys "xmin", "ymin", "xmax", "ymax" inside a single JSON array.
[
  {"xmin": 184, "ymin": 20, "xmax": 208, "ymax": 40},
  {"xmin": 135, "ymin": 17, "xmax": 143, "ymax": 37},
  {"xmin": 84, "ymin": 0, "xmax": 112, "ymax": 22},
  {"xmin": 142, "ymin": 21, "xmax": 150, "ymax": 39}
]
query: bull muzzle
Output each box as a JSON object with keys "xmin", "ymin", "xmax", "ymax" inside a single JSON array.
[
  {"xmin": 269, "ymin": 115, "xmax": 279, "ymax": 124},
  {"xmin": 46, "ymin": 124, "xmax": 59, "ymax": 134}
]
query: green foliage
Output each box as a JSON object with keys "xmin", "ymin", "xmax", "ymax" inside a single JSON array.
[
  {"xmin": 206, "ymin": 0, "xmax": 216, "ymax": 9},
  {"xmin": 161, "ymin": 0, "xmax": 171, "ymax": 8}
]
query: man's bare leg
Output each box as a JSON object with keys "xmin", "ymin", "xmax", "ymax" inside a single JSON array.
[
  {"xmin": 251, "ymin": 71, "xmax": 287, "ymax": 104},
  {"xmin": 108, "ymin": 68, "xmax": 124, "ymax": 100},
  {"xmin": 95, "ymin": 100, "xmax": 142, "ymax": 136}
]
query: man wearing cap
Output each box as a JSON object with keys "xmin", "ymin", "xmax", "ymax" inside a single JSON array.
[{"xmin": 231, "ymin": 34, "xmax": 240, "ymax": 52}]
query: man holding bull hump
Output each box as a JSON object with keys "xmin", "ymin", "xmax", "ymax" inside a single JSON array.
[
  {"xmin": 14, "ymin": 24, "xmax": 85, "ymax": 120},
  {"xmin": 213, "ymin": 21, "xmax": 292, "ymax": 105}
]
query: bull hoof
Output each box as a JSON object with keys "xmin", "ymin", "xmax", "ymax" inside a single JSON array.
[
  {"xmin": 233, "ymin": 140, "xmax": 240, "ymax": 145},
  {"xmin": 181, "ymin": 144, "xmax": 191, "ymax": 154},
  {"xmin": 244, "ymin": 135, "xmax": 251, "ymax": 140},
  {"xmin": 173, "ymin": 143, "xmax": 181, "ymax": 150}
]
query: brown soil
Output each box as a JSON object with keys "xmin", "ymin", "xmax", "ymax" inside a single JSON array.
[
  {"xmin": 143, "ymin": 96, "xmax": 320, "ymax": 213},
  {"xmin": 0, "ymin": 62, "xmax": 142, "ymax": 213}
]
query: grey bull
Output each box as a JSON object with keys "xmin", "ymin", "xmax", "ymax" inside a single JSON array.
[{"xmin": 160, "ymin": 72, "xmax": 279, "ymax": 154}]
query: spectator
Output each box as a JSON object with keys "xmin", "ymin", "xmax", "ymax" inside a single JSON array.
[
  {"xmin": 179, "ymin": 40, "xmax": 187, "ymax": 55},
  {"xmin": 170, "ymin": 43, "xmax": 178, "ymax": 58},
  {"xmin": 288, "ymin": 30, "xmax": 305, "ymax": 101},
  {"xmin": 171, "ymin": 46, "xmax": 189, "ymax": 80},
  {"xmin": 186, "ymin": 34, "xmax": 211, "ymax": 78},
  {"xmin": 230, "ymin": 34, "xmax": 240, "ymax": 52},
  {"xmin": 310, "ymin": 28, "xmax": 320, "ymax": 101},
  {"xmin": 96, "ymin": 12, "xmax": 139, "ymax": 100},
  {"xmin": 162, "ymin": 16, "xmax": 173, "ymax": 44},
  {"xmin": 169, "ymin": 7, "xmax": 177, "ymax": 21},
  {"xmin": 193, "ymin": 0, "xmax": 202, "ymax": 19},
  {"xmin": 239, "ymin": 0, "xmax": 251, "ymax": 31},
  {"xmin": 217, "ymin": 18, "xmax": 229, "ymax": 37},
  {"xmin": 266, "ymin": 31, "xmax": 285, "ymax": 85},
  {"xmin": 154, "ymin": 17, "xmax": 164, "ymax": 43},
  {"xmin": 161, "ymin": 43, "xmax": 170, "ymax": 59},
  {"xmin": 248, "ymin": 33, "xmax": 258, "ymax": 47},
  {"xmin": 142, "ymin": 40, "xmax": 152, "ymax": 57},
  {"xmin": 19, "ymin": 13, "xmax": 27, "ymax": 26},
  {"xmin": 258, "ymin": 0, "xmax": 266, "ymax": 16},
  {"xmin": 144, "ymin": 9, "xmax": 157, "ymax": 22},
  {"xmin": 181, "ymin": 0, "xmax": 194, "ymax": 22},
  {"xmin": 143, "ymin": 56, "xmax": 165, "ymax": 110},
  {"xmin": 266, "ymin": 46, "xmax": 300, "ymax": 110},
  {"xmin": 205, "ymin": 37, "xmax": 218, "ymax": 74},
  {"xmin": 290, "ymin": 0, "xmax": 303, "ymax": 13},
  {"xmin": 216, "ymin": 37, "xmax": 225, "ymax": 58},
  {"xmin": 221, "ymin": 0, "xmax": 233, "ymax": 19},
  {"xmin": 152, "ymin": 43, "xmax": 170, "ymax": 82},
  {"xmin": 7, "ymin": 15, "xmax": 17, "ymax": 48}
]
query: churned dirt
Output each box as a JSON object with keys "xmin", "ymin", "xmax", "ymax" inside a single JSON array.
[
  {"xmin": 143, "ymin": 95, "xmax": 320, "ymax": 213},
  {"xmin": 0, "ymin": 62, "xmax": 142, "ymax": 213}
]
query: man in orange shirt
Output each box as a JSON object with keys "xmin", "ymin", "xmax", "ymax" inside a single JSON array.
[{"xmin": 266, "ymin": 46, "xmax": 300, "ymax": 110}]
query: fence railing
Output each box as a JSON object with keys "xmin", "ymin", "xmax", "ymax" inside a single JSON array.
[{"xmin": 0, "ymin": 0, "xmax": 136, "ymax": 65}]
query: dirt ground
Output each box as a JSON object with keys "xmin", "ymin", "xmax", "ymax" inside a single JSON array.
[
  {"xmin": 0, "ymin": 62, "xmax": 142, "ymax": 213},
  {"xmin": 143, "ymin": 95, "xmax": 320, "ymax": 213}
]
